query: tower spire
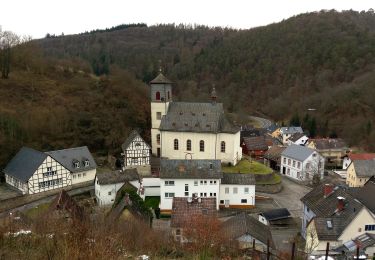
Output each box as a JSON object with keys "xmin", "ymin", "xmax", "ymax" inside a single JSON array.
[{"xmin": 211, "ymin": 84, "xmax": 217, "ymax": 103}]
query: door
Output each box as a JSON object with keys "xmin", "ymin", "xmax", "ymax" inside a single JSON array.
[
  {"xmin": 282, "ymin": 167, "xmax": 286, "ymax": 175},
  {"xmin": 224, "ymin": 200, "xmax": 230, "ymax": 208},
  {"xmin": 157, "ymin": 148, "xmax": 160, "ymax": 157}
]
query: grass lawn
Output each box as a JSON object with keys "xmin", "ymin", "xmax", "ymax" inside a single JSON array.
[
  {"xmin": 256, "ymin": 173, "xmax": 282, "ymax": 185},
  {"xmin": 25, "ymin": 203, "xmax": 50, "ymax": 218},
  {"xmin": 222, "ymin": 159, "xmax": 273, "ymax": 174},
  {"xmin": 144, "ymin": 196, "xmax": 160, "ymax": 209}
]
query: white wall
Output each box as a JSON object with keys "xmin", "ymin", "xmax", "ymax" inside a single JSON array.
[
  {"xmin": 339, "ymin": 207, "xmax": 375, "ymax": 242},
  {"xmin": 151, "ymin": 101, "xmax": 169, "ymax": 156},
  {"xmin": 95, "ymin": 177, "xmax": 125, "ymax": 206},
  {"xmin": 130, "ymin": 177, "xmax": 160, "ymax": 197},
  {"xmin": 160, "ymin": 178, "xmax": 220, "ymax": 211},
  {"xmin": 71, "ymin": 168, "xmax": 96, "ymax": 185},
  {"xmin": 219, "ymin": 184, "xmax": 255, "ymax": 207},
  {"xmin": 161, "ymin": 131, "xmax": 241, "ymax": 165},
  {"xmin": 342, "ymin": 157, "xmax": 351, "ymax": 170},
  {"xmin": 5, "ymin": 175, "xmax": 28, "ymax": 194},
  {"xmin": 280, "ymin": 153, "xmax": 324, "ymax": 181}
]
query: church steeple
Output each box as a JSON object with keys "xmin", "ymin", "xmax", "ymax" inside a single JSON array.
[{"xmin": 211, "ymin": 85, "xmax": 217, "ymax": 103}]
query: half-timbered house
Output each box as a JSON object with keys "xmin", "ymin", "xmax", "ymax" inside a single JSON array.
[
  {"xmin": 121, "ymin": 130, "xmax": 151, "ymax": 176},
  {"xmin": 4, "ymin": 146, "xmax": 97, "ymax": 195}
]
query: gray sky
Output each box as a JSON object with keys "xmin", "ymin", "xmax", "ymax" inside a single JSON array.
[{"xmin": 1, "ymin": 0, "xmax": 374, "ymax": 39}]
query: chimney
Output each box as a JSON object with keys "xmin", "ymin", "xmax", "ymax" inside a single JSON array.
[
  {"xmin": 337, "ymin": 196, "xmax": 346, "ymax": 212},
  {"xmin": 324, "ymin": 184, "xmax": 334, "ymax": 197}
]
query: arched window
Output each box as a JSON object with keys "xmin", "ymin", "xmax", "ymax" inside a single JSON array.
[
  {"xmin": 221, "ymin": 141, "xmax": 226, "ymax": 153},
  {"xmin": 199, "ymin": 140, "xmax": 205, "ymax": 152},
  {"xmin": 156, "ymin": 91, "xmax": 160, "ymax": 100},
  {"xmin": 186, "ymin": 140, "xmax": 191, "ymax": 151},
  {"xmin": 156, "ymin": 134, "xmax": 160, "ymax": 145},
  {"xmin": 174, "ymin": 139, "xmax": 179, "ymax": 150}
]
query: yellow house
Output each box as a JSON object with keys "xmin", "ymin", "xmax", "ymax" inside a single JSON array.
[
  {"xmin": 346, "ymin": 160, "xmax": 375, "ymax": 187},
  {"xmin": 307, "ymin": 138, "xmax": 349, "ymax": 168},
  {"xmin": 306, "ymin": 205, "xmax": 375, "ymax": 255},
  {"xmin": 271, "ymin": 128, "xmax": 281, "ymax": 139}
]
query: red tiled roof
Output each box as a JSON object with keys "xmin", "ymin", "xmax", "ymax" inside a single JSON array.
[{"xmin": 348, "ymin": 153, "xmax": 375, "ymax": 160}]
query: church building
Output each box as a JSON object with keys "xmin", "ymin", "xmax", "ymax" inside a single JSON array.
[{"xmin": 150, "ymin": 73, "xmax": 242, "ymax": 166}]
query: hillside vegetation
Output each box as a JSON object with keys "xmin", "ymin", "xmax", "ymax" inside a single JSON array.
[{"xmin": 1, "ymin": 10, "xmax": 375, "ymax": 167}]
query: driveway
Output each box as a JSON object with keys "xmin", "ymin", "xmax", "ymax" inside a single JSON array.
[{"xmin": 257, "ymin": 176, "xmax": 311, "ymax": 219}]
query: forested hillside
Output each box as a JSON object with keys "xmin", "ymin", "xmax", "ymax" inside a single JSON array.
[{"xmin": 1, "ymin": 9, "xmax": 375, "ymax": 167}]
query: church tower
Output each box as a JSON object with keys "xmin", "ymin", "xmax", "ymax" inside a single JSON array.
[{"xmin": 150, "ymin": 71, "xmax": 173, "ymax": 157}]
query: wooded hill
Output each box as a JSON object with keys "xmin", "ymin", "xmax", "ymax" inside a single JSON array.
[{"xmin": 1, "ymin": 9, "xmax": 375, "ymax": 167}]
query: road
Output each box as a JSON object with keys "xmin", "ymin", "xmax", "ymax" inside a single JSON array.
[
  {"xmin": 257, "ymin": 176, "xmax": 311, "ymax": 219},
  {"xmin": 0, "ymin": 185, "xmax": 94, "ymax": 218},
  {"xmin": 249, "ymin": 116, "xmax": 273, "ymax": 129}
]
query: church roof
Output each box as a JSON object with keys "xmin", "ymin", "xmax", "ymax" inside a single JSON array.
[
  {"xmin": 159, "ymin": 102, "xmax": 239, "ymax": 134},
  {"xmin": 150, "ymin": 73, "xmax": 173, "ymax": 84},
  {"xmin": 160, "ymin": 159, "xmax": 223, "ymax": 179}
]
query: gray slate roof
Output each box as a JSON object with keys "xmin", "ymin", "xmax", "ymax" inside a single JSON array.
[
  {"xmin": 280, "ymin": 127, "xmax": 303, "ymax": 135},
  {"xmin": 121, "ymin": 130, "xmax": 150, "ymax": 151},
  {"xmin": 150, "ymin": 73, "xmax": 173, "ymax": 84},
  {"xmin": 159, "ymin": 102, "xmax": 239, "ymax": 134},
  {"xmin": 260, "ymin": 208, "xmax": 291, "ymax": 221},
  {"xmin": 288, "ymin": 133, "xmax": 306, "ymax": 142},
  {"xmin": 223, "ymin": 213, "xmax": 275, "ymax": 249},
  {"xmin": 281, "ymin": 144, "xmax": 316, "ymax": 161},
  {"xmin": 348, "ymin": 177, "xmax": 375, "ymax": 213},
  {"xmin": 160, "ymin": 159, "xmax": 223, "ymax": 179},
  {"xmin": 3, "ymin": 147, "xmax": 47, "ymax": 182},
  {"xmin": 301, "ymin": 185, "xmax": 363, "ymax": 241},
  {"xmin": 352, "ymin": 159, "xmax": 375, "ymax": 178},
  {"xmin": 221, "ymin": 173, "xmax": 255, "ymax": 185},
  {"xmin": 46, "ymin": 146, "xmax": 97, "ymax": 173},
  {"xmin": 96, "ymin": 169, "xmax": 139, "ymax": 185},
  {"xmin": 243, "ymin": 136, "xmax": 268, "ymax": 151},
  {"xmin": 310, "ymin": 138, "xmax": 348, "ymax": 150}
]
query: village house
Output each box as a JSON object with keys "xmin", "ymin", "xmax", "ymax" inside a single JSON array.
[
  {"xmin": 159, "ymin": 159, "xmax": 256, "ymax": 214},
  {"xmin": 241, "ymin": 136, "xmax": 268, "ymax": 158},
  {"xmin": 95, "ymin": 169, "xmax": 139, "ymax": 206},
  {"xmin": 258, "ymin": 208, "xmax": 292, "ymax": 226},
  {"xmin": 342, "ymin": 153, "xmax": 375, "ymax": 170},
  {"xmin": 121, "ymin": 130, "xmax": 151, "ymax": 176},
  {"xmin": 301, "ymin": 183, "xmax": 375, "ymax": 257},
  {"xmin": 150, "ymin": 73, "xmax": 242, "ymax": 165},
  {"xmin": 263, "ymin": 145, "xmax": 286, "ymax": 171},
  {"xmin": 279, "ymin": 127, "xmax": 303, "ymax": 145},
  {"xmin": 223, "ymin": 212, "xmax": 275, "ymax": 251},
  {"xmin": 4, "ymin": 146, "xmax": 97, "ymax": 194},
  {"xmin": 280, "ymin": 144, "xmax": 324, "ymax": 181},
  {"xmin": 287, "ymin": 132, "xmax": 308, "ymax": 146},
  {"xmin": 346, "ymin": 159, "xmax": 375, "ymax": 187},
  {"xmin": 170, "ymin": 197, "xmax": 217, "ymax": 242},
  {"xmin": 307, "ymin": 138, "xmax": 349, "ymax": 168}
]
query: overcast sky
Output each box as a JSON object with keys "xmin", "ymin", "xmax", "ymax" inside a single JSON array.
[{"xmin": 1, "ymin": 0, "xmax": 374, "ymax": 39}]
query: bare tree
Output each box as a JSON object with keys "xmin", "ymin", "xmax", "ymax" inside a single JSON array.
[{"xmin": 0, "ymin": 30, "xmax": 21, "ymax": 79}]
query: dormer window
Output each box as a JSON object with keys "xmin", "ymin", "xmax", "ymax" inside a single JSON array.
[
  {"xmin": 74, "ymin": 161, "xmax": 80, "ymax": 168},
  {"xmin": 84, "ymin": 160, "xmax": 90, "ymax": 167}
]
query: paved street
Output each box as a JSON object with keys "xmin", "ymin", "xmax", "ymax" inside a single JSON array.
[
  {"xmin": 249, "ymin": 116, "xmax": 273, "ymax": 129},
  {"xmin": 257, "ymin": 176, "xmax": 311, "ymax": 218}
]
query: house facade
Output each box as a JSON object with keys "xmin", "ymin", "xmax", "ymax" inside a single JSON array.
[
  {"xmin": 307, "ymin": 138, "xmax": 349, "ymax": 168},
  {"xmin": 287, "ymin": 133, "xmax": 308, "ymax": 146},
  {"xmin": 121, "ymin": 130, "xmax": 151, "ymax": 176},
  {"xmin": 150, "ymin": 73, "xmax": 242, "ymax": 165},
  {"xmin": 279, "ymin": 127, "xmax": 303, "ymax": 145},
  {"xmin": 159, "ymin": 159, "xmax": 222, "ymax": 214},
  {"xmin": 95, "ymin": 169, "xmax": 139, "ymax": 206},
  {"xmin": 346, "ymin": 159, "xmax": 375, "ymax": 187},
  {"xmin": 280, "ymin": 144, "xmax": 324, "ymax": 181},
  {"xmin": 342, "ymin": 153, "xmax": 375, "ymax": 170},
  {"xmin": 219, "ymin": 173, "xmax": 255, "ymax": 209},
  {"xmin": 4, "ymin": 146, "xmax": 96, "ymax": 195}
]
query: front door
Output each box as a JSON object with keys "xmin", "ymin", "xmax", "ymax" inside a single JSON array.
[
  {"xmin": 282, "ymin": 167, "xmax": 286, "ymax": 175},
  {"xmin": 157, "ymin": 148, "xmax": 160, "ymax": 157}
]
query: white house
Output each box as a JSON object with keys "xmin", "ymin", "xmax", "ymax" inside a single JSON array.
[
  {"xmin": 4, "ymin": 146, "xmax": 97, "ymax": 194},
  {"xmin": 159, "ymin": 159, "xmax": 222, "ymax": 214},
  {"xmin": 280, "ymin": 144, "xmax": 324, "ymax": 181},
  {"xmin": 150, "ymin": 73, "xmax": 242, "ymax": 166},
  {"xmin": 95, "ymin": 169, "xmax": 139, "ymax": 206},
  {"xmin": 121, "ymin": 130, "xmax": 151, "ymax": 176},
  {"xmin": 279, "ymin": 127, "xmax": 303, "ymax": 145},
  {"xmin": 287, "ymin": 133, "xmax": 308, "ymax": 146},
  {"xmin": 219, "ymin": 173, "xmax": 255, "ymax": 209},
  {"xmin": 342, "ymin": 153, "xmax": 375, "ymax": 170}
]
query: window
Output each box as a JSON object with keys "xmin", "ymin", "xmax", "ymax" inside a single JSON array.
[
  {"xmin": 174, "ymin": 139, "xmax": 179, "ymax": 150},
  {"xmin": 210, "ymin": 180, "xmax": 213, "ymax": 184},
  {"xmin": 47, "ymin": 167, "xmax": 52, "ymax": 173},
  {"xmin": 194, "ymin": 180, "xmax": 198, "ymax": 186},
  {"xmin": 165, "ymin": 193, "xmax": 175, "ymax": 198},
  {"xmin": 165, "ymin": 180, "xmax": 175, "ymax": 186},
  {"xmin": 200, "ymin": 180, "xmax": 203, "ymax": 184},
  {"xmin": 293, "ymin": 161, "xmax": 296, "ymax": 167},
  {"xmin": 220, "ymin": 200, "xmax": 224, "ymax": 204},
  {"xmin": 288, "ymin": 159, "xmax": 291, "ymax": 166},
  {"xmin": 287, "ymin": 168, "xmax": 290, "ymax": 175},
  {"xmin": 156, "ymin": 112, "xmax": 162, "ymax": 120},
  {"xmin": 297, "ymin": 162, "xmax": 301, "ymax": 168},
  {"xmin": 73, "ymin": 174, "xmax": 76, "ymax": 179},
  {"xmin": 186, "ymin": 139, "xmax": 191, "ymax": 151},
  {"xmin": 185, "ymin": 184, "xmax": 189, "ymax": 191},
  {"xmin": 83, "ymin": 173, "xmax": 86, "ymax": 177},
  {"xmin": 225, "ymin": 187, "xmax": 229, "ymax": 194},
  {"xmin": 156, "ymin": 91, "xmax": 160, "ymax": 100},
  {"xmin": 200, "ymin": 140, "xmax": 205, "ymax": 152},
  {"xmin": 365, "ymin": 225, "xmax": 375, "ymax": 231},
  {"xmin": 244, "ymin": 187, "xmax": 249, "ymax": 194},
  {"xmin": 108, "ymin": 192, "xmax": 111, "ymax": 195},
  {"xmin": 78, "ymin": 174, "xmax": 81, "ymax": 178},
  {"xmin": 233, "ymin": 187, "xmax": 238, "ymax": 194},
  {"xmin": 283, "ymin": 158, "xmax": 286, "ymax": 164},
  {"xmin": 221, "ymin": 141, "xmax": 226, "ymax": 153},
  {"xmin": 84, "ymin": 160, "xmax": 90, "ymax": 167},
  {"xmin": 74, "ymin": 161, "xmax": 80, "ymax": 168},
  {"xmin": 157, "ymin": 134, "xmax": 160, "ymax": 145},
  {"xmin": 185, "ymin": 192, "xmax": 189, "ymax": 196},
  {"xmin": 132, "ymin": 158, "xmax": 138, "ymax": 164},
  {"xmin": 176, "ymin": 229, "xmax": 181, "ymax": 235},
  {"xmin": 214, "ymin": 180, "xmax": 217, "ymax": 184},
  {"xmin": 241, "ymin": 199, "xmax": 247, "ymax": 203},
  {"xmin": 204, "ymin": 180, "xmax": 207, "ymax": 185}
]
